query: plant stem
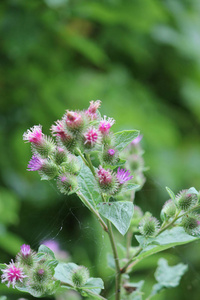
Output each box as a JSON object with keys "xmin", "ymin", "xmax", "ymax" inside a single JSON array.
[
  {"xmin": 76, "ymin": 148, "xmax": 89, "ymax": 167},
  {"xmin": 107, "ymin": 220, "xmax": 121, "ymax": 300},
  {"xmin": 77, "ymin": 192, "xmax": 108, "ymax": 232},
  {"xmin": 85, "ymin": 153, "xmax": 96, "ymax": 177}
]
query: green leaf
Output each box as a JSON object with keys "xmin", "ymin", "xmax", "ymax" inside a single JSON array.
[
  {"xmin": 150, "ymin": 258, "xmax": 188, "ymax": 297},
  {"xmin": 123, "ymin": 183, "xmax": 141, "ymax": 192},
  {"xmin": 104, "ymin": 158, "xmax": 126, "ymax": 170},
  {"xmin": 78, "ymin": 162, "xmax": 101, "ymax": 208},
  {"xmin": 38, "ymin": 244, "xmax": 56, "ymax": 259},
  {"xmin": 98, "ymin": 201, "xmax": 134, "ymax": 235},
  {"xmin": 54, "ymin": 262, "xmax": 78, "ymax": 286},
  {"xmin": 107, "ymin": 253, "xmax": 115, "ymax": 270},
  {"xmin": 187, "ymin": 187, "xmax": 199, "ymax": 195},
  {"xmin": 114, "ymin": 130, "xmax": 140, "ymax": 152},
  {"xmin": 135, "ymin": 227, "xmax": 197, "ymax": 262},
  {"xmin": 83, "ymin": 277, "xmax": 104, "ymax": 295},
  {"xmin": 166, "ymin": 186, "xmax": 176, "ymax": 202}
]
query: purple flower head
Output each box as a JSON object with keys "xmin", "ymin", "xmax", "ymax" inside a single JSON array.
[
  {"xmin": 51, "ymin": 120, "xmax": 66, "ymax": 138},
  {"xmin": 1, "ymin": 260, "xmax": 27, "ymax": 288},
  {"xmin": 23, "ymin": 125, "xmax": 43, "ymax": 144},
  {"xmin": 42, "ymin": 240, "xmax": 60, "ymax": 252},
  {"xmin": 117, "ymin": 167, "xmax": 133, "ymax": 184},
  {"xmin": 131, "ymin": 135, "xmax": 143, "ymax": 145},
  {"xmin": 27, "ymin": 155, "xmax": 43, "ymax": 171},
  {"xmin": 99, "ymin": 116, "xmax": 115, "ymax": 135},
  {"xmin": 20, "ymin": 244, "xmax": 31, "ymax": 257},
  {"xmin": 108, "ymin": 149, "xmax": 115, "ymax": 156}
]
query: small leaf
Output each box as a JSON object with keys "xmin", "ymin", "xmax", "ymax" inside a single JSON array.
[
  {"xmin": 114, "ymin": 130, "xmax": 139, "ymax": 152},
  {"xmin": 54, "ymin": 262, "xmax": 78, "ymax": 286},
  {"xmin": 123, "ymin": 183, "xmax": 140, "ymax": 192},
  {"xmin": 38, "ymin": 244, "xmax": 56, "ymax": 259},
  {"xmin": 150, "ymin": 258, "xmax": 188, "ymax": 297},
  {"xmin": 187, "ymin": 187, "xmax": 199, "ymax": 195},
  {"xmin": 166, "ymin": 186, "xmax": 176, "ymax": 202},
  {"xmin": 98, "ymin": 202, "xmax": 134, "ymax": 235},
  {"xmin": 78, "ymin": 162, "xmax": 101, "ymax": 208},
  {"xmin": 83, "ymin": 277, "xmax": 104, "ymax": 295}
]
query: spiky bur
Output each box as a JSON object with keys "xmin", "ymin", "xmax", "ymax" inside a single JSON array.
[
  {"xmin": 96, "ymin": 166, "xmax": 118, "ymax": 194},
  {"xmin": 101, "ymin": 147, "xmax": 119, "ymax": 165},
  {"xmin": 175, "ymin": 190, "xmax": 198, "ymax": 211},
  {"xmin": 1, "ymin": 260, "xmax": 27, "ymax": 288},
  {"xmin": 181, "ymin": 214, "xmax": 200, "ymax": 236},
  {"xmin": 71, "ymin": 266, "xmax": 89, "ymax": 287},
  {"xmin": 23, "ymin": 125, "xmax": 55, "ymax": 158},
  {"xmin": 139, "ymin": 213, "xmax": 160, "ymax": 237},
  {"xmin": 53, "ymin": 147, "xmax": 68, "ymax": 165},
  {"xmin": 28, "ymin": 155, "xmax": 58, "ymax": 180},
  {"xmin": 62, "ymin": 155, "xmax": 81, "ymax": 175},
  {"xmin": 51, "ymin": 120, "xmax": 77, "ymax": 152},
  {"xmin": 160, "ymin": 200, "xmax": 177, "ymax": 221},
  {"xmin": 16, "ymin": 244, "xmax": 36, "ymax": 267},
  {"xmin": 57, "ymin": 174, "xmax": 78, "ymax": 194},
  {"xmin": 64, "ymin": 110, "xmax": 85, "ymax": 135}
]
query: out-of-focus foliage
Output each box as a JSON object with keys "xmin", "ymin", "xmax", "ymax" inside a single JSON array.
[{"xmin": 1, "ymin": 0, "xmax": 200, "ymax": 299}]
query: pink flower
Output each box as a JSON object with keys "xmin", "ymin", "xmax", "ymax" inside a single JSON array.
[
  {"xmin": 84, "ymin": 128, "xmax": 99, "ymax": 147},
  {"xmin": 108, "ymin": 149, "xmax": 115, "ymax": 156},
  {"xmin": 51, "ymin": 120, "xmax": 66, "ymax": 139},
  {"xmin": 86, "ymin": 100, "xmax": 101, "ymax": 120},
  {"xmin": 20, "ymin": 244, "xmax": 31, "ymax": 257},
  {"xmin": 23, "ymin": 125, "xmax": 43, "ymax": 144},
  {"xmin": 116, "ymin": 167, "xmax": 133, "ymax": 184},
  {"xmin": 99, "ymin": 116, "xmax": 115, "ymax": 135},
  {"xmin": 27, "ymin": 155, "xmax": 44, "ymax": 171},
  {"xmin": 1, "ymin": 260, "xmax": 27, "ymax": 288},
  {"xmin": 97, "ymin": 166, "xmax": 113, "ymax": 185}
]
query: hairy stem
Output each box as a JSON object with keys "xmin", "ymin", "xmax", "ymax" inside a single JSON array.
[
  {"xmin": 107, "ymin": 220, "xmax": 121, "ymax": 300},
  {"xmin": 77, "ymin": 192, "xmax": 108, "ymax": 232}
]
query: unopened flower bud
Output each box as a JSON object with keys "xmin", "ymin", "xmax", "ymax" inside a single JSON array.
[
  {"xmin": 85, "ymin": 100, "xmax": 101, "ymax": 120},
  {"xmin": 16, "ymin": 244, "xmax": 35, "ymax": 267},
  {"xmin": 175, "ymin": 190, "xmax": 198, "ymax": 211},
  {"xmin": 54, "ymin": 147, "xmax": 68, "ymax": 165},
  {"xmin": 51, "ymin": 120, "xmax": 77, "ymax": 152},
  {"xmin": 102, "ymin": 148, "xmax": 118, "ymax": 165},
  {"xmin": 139, "ymin": 213, "xmax": 160, "ymax": 237},
  {"xmin": 64, "ymin": 110, "xmax": 84, "ymax": 133},
  {"xmin": 62, "ymin": 155, "xmax": 81, "ymax": 175},
  {"xmin": 181, "ymin": 213, "xmax": 200, "ymax": 236},
  {"xmin": 161, "ymin": 200, "xmax": 176, "ymax": 221},
  {"xmin": 71, "ymin": 266, "xmax": 89, "ymax": 287},
  {"xmin": 57, "ymin": 173, "xmax": 78, "ymax": 194}
]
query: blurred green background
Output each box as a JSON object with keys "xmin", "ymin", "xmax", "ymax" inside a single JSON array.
[{"xmin": 1, "ymin": 0, "xmax": 200, "ymax": 299}]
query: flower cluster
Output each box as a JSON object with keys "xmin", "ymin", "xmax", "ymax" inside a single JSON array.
[
  {"xmin": 1, "ymin": 244, "xmax": 59, "ymax": 296},
  {"xmin": 23, "ymin": 101, "xmax": 134, "ymax": 196}
]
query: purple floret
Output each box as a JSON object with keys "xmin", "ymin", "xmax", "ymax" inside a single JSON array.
[{"xmin": 117, "ymin": 167, "xmax": 133, "ymax": 184}]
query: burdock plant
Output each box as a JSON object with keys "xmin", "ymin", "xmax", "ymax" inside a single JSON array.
[{"xmin": 1, "ymin": 101, "xmax": 200, "ymax": 300}]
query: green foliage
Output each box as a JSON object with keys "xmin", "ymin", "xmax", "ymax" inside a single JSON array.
[
  {"xmin": 150, "ymin": 258, "xmax": 188, "ymax": 298},
  {"xmin": 98, "ymin": 201, "xmax": 134, "ymax": 235},
  {"xmin": 114, "ymin": 130, "xmax": 140, "ymax": 152}
]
